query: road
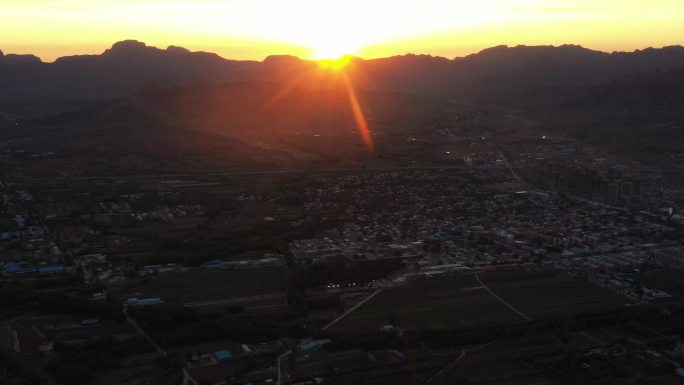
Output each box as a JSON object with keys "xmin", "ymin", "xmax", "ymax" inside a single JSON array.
[
  {"xmin": 123, "ymin": 305, "xmax": 167, "ymax": 356},
  {"xmin": 423, "ymin": 342, "xmax": 494, "ymax": 384},
  {"xmin": 0, "ymin": 314, "xmax": 31, "ymax": 326},
  {"xmin": 184, "ymin": 293, "xmax": 287, "ymax": 308},
  {"xmin": 276, "ymin": 349, "xmax": 293, "ymax": 385},
  {"xmin": 497, "ymin": 148, "xmax": 521, "ymax": 181},
  {"xmin": 182, "ymin": 368, "xmax": 199, "ymax": 385},
  {"xmin": 321, "ymin": 288, "xmax": 384, "ymax": 331},
  {"xmin": 15, "ymin": 164, "xmax": 518, "ymax": 182},
  {"xmin": 274, "ymin": 288, "xmax": 384, "ymax": 384},
  {"xmin": 475, "ymin": 273, "xmax": 531, "ymax": 321}
]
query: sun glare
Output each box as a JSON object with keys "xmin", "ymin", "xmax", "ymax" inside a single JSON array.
[
  {"xmin": 312, "ymin": 46, "xmax": 356, "ymax": 60},
  {"xmin": 307, "ymin": 33, "xmax": 361, "ymax": 60},
  {"xmin": 317, "ymin": 55, "xmax": 354, "ymax": 71}
]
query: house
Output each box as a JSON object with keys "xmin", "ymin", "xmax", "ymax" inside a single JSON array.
[{"xmin": 214, "ymin": 350, "xmax": 233, "ymax": 363}]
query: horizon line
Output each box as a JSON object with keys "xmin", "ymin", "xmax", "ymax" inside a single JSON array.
[{"xmin": 2, "ymin": 40, "xmax": 684, "ymax": 64}]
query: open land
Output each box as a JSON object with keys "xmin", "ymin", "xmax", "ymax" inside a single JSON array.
[
  {"xmin": 112, "ymin": 267, "xmax": 290, "ymax": 312},
  {"xmin": 331, "ymin": 270, "xmax": 629, "ymax": 331}
]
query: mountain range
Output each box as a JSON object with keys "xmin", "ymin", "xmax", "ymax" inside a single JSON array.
[
  {"xmin": 3, "ymin": 40, "xmax": 684, "ymax": 103},
  {"xmin": 2, "ymin": 40, "xmax": 684, "ymax": 173}
]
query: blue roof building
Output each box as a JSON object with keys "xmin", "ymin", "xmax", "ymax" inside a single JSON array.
[
  {"xmin": 214, "ymin": 350, "xmax": 233, "ymax": 362},
  {"xmin": 3, "ymin": 261, "xmax": 31, "ymax": 273},
  {"xmin": 207, "ymin": 260, "xmax": 234, "ymax": 270},
  {"xmin": 38, "ymin": 265, "xmax": 64, "ymax": 275},
  {"xmin": 137, "ymin": 298, "xmax": 162, "ymax": 306},
  {"xmin": 128, "ymin": 297, "xmax": 163, "ymax": 306},
  {"xmin": 300, "ymin": 342, "xmax": 320, "ymax": 351}
]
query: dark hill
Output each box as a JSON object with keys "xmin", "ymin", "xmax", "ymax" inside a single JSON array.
[{"xmin": 3, "ymin": 41, "xmax": 684, "ymax": 106}]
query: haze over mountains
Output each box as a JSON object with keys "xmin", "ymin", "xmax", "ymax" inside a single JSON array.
[
  {"xmin": 3, "ymin": 40, "xmax": 684, "ymax": 169},
  {"xmin": 3, "ymin": 40, "xmax": 684, "ymax": 103}
]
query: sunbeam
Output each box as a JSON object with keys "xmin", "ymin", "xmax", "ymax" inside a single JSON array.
[{"xmin": 342, "ymin": 71, "xmax": 374, "ymax": 153}]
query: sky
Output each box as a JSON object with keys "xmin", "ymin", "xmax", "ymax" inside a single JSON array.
[{"xmin": 1, "ymin": 0, "xmax": 683, "ymax": 61}]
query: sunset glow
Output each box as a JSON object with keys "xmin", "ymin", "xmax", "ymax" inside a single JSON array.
[
  {"xmin": 342, "ymin": 72, "xmax": 374, "ymax": 153},
  {"xmin": 317, "ymin": 56, "xmax": 355, "ymax": 71},
  {"xmin": 1, "ymin": 0, "xmax": 683, "ymax": 61}
]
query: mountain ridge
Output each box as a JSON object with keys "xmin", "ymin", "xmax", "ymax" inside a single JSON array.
[
  {"xmin": 2, "ymin": 40, "xmax": 684, "ymax": 103},
  {"xmin": 6, "ymin": 41, "xmax": 684, "ymax": 65}
]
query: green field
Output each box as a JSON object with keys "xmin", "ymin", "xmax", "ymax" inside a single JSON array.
[
  {"xmin": 112, "ymin": 267, "xmax": 290, "ymax": 311},
  {"xmin": 331, "ymin": 270, "xmax": 629, "ymax": 331}
]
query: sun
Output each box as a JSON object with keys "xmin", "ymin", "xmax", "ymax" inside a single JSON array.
[
  {"xmin": 308, "ymin": 33, "xmax": 361, "ymax": 60},
  {"xmin": 317, "ymin": 55, "xmax": 354, "ymax": 71},
  {"xmin": 312, "ymin": 46, "xmax": 355, "ymax": 60}
]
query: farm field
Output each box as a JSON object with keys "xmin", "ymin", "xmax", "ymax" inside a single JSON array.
[
  {"xmin": 112, "ymin": 267, "xmax": 290, "ymax": 312},
  {"xmin": 331, "ymin": 270, "xmax": 630, "ymax": 331},
  {"xmin": 426, "ymin": 335, "xmax": 562, "ymax": 385},
  {"xmin": 329, "ymin": 274, "xmax": 525, "ymax": 331},
  {"xmin": 637, "ymin": 269, "xmax": 684, "ymax": 300},
  {"xmin": 324, "ymin": 335, "xmax": 562, "ymax": 385},
  {"xmin": 480, "ymin": 270, "xmax": 631, "ymax": 318}
]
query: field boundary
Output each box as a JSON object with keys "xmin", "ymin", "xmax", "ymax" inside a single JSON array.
[
  {"xmin": 424, "ymin": 341, "xmax": 495, "ymax": 384},
  {"xmin": 475, "ymin": 273, "xmax": 531, "ymax": 321},
  {"xmin": 322, "ymin": 288, "xmax": 383, "ymax": 330},
  {"xmin": 184, "ymin": 293, "xmax": 287, "ymax": 308}
]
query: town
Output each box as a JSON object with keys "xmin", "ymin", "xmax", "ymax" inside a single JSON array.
[{"xmin": 3, "ymin": 129, "xmax": 684, "ymax": 385}]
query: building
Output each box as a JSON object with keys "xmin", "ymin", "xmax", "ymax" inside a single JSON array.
[{"xmin": 214, "ymin": 350, "xmax": 233, "ymax": 363}]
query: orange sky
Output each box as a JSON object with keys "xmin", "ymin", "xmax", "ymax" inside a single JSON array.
[{"xmin": 1, "ymin": 0, "xmax": 683, "ymax": 61}]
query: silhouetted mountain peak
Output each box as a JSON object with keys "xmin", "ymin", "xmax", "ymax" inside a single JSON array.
[
  {"xmin": 467, "ymin": 44, "xmax": 603, "ymax": 60},
  {"xmin": 470, "ymin": 44, "xmax": 509, "ymax": 56},
  {"xmin": 661, "ymin": 45, "xmax": 684, "ymax": 53},
  {"xmin": 622, "ymin": 45, "xmax": 684, "ymax": 59},
  {"xmin": 4, "ymin": 41, "xmax": 684, "ymax": 103},
  {"xmin": 106, "ymin": 40, "xmax": 150, "ymax": 53},
  {"xmin": 99, "ymin": 40, "xmax": 229, "ymax": 64},
  {"xmin": 394, "ymin": 53, "xmax": 448, "ymax": 61},
  {"xmin": 0, "ymin": 53, "xmax": 42, "ymax": 65},
  {"xmin": 262, "ymin": 55, "xmax": 303, "ymax": 65},
  {"xmin": 166, "ymin": 45, "xmax": 190, "ymax": 54},
  {"xmin": 634, "ymin": 45, "xmax": 684, "ymax": 53},
  {"xmin": 368, "ymin": 54, "xmax": 450, "ymax": 67},
  {"xmin": 102, "ymin": 40, "xmax": 159, "ymax": 58}
]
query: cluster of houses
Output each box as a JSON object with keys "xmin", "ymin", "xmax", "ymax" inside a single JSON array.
[{"xmin": 286, "ymin": 171, "xmax": 677, "ymax": 276}]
